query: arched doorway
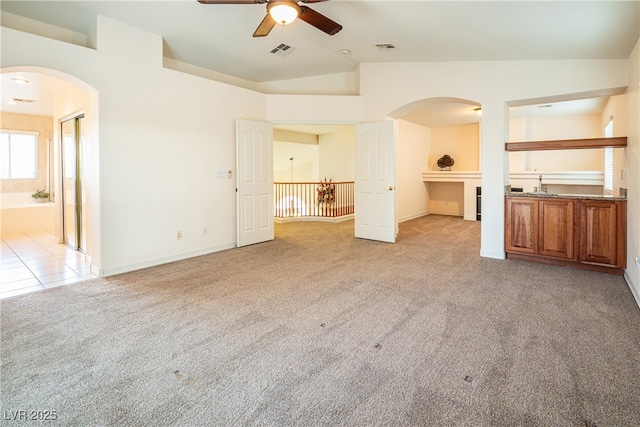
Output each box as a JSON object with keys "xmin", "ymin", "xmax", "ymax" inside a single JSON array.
[
  {"xmin": 387, "ymin": 97, "xmax": 483, "ymax": 225},
  {"xmin": 1, "ymin": 66, "xmax": 100, "ymax": 273}
]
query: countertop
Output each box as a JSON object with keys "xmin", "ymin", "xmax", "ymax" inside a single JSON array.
[{"xmin": 505, "ymin": 192, "xmax": 626, "ymax": 201}]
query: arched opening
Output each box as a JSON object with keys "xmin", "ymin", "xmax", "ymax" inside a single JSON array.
[
  {"xmin": 388, "ymin": 97, "xmax": 483, "ymax": 224},
  {"xmin": 0, "ymin": 66, "xmax": 100, "ymax": 297}
]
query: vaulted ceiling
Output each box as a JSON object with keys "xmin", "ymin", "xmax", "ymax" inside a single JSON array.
[
  {"xmin": 2, "ymin": 1, "xmax": 638, "ymax": 83},
  {"xmin": 1, "ymin": 1, "xmax": 638, "ymax": 127}
]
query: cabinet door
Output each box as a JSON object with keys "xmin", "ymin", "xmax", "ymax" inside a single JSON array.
[
  {"xmin": 580, "ymin": 201, "xmax": 618, "ymax": 266},
  {"xmin": 505, "ymin": 198, "xmax": 538, "ymax": 254},
  {"xmin": 538, "ymin": 199, "xmax": 575, "ymax": 259}
]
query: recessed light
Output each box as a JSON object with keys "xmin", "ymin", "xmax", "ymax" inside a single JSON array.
[
  {"xmin": 340, "ymin": 49, "xmax": 351, "ymax": 55},
  {"xmin": 11, "ymin": 77, "xmax": 29, "ymax": 84}
]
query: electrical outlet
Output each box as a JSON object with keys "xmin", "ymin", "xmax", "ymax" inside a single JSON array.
[
  {"xmin": 176, "ymin": 231, "xmax": 182, "ymax": 240},
  {"xmin": 202, "ymin": 227, "xmax": 208, "ymax": 236}
]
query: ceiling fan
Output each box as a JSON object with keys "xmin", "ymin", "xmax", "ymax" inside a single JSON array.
[{"xmin": 197, "ymin": 0, "xmax": 342, "ymax": 37}]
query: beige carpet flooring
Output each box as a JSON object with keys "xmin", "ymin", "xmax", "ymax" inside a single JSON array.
[{"xmin": 2, "ymin": 215, "xmax": 640, "ymax": 426}]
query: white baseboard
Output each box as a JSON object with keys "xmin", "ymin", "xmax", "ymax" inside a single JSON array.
[
  {"xmin": 624, "ymin": 272, "xmax": 640, "ymax": 309},
  {"xmin": 275, "ymin": 215, "xmax": 354, "ymax": 224},
  {"xmin": 400, "ymin": 211, "xmax": 478, "ymax": 222},
  {"xmin": 428, "ymin": 210, "xmax": 464, "ymax": 218},
  {"xmin": 99, "ymin": 242, "xmax": 236, "ymax": 277},
  {"xmin": 481, "ymin": 249, "xmax": 506, "ymax": 260},
  {"xmin": 398, "ymin": 212, "xmax": 429, "ymax": 223}
]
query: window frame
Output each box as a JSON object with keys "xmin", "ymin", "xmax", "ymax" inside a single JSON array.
[
  {"xmin": 603, "ymin": 120, "xmax": 614, "ymax": 194},
  {"xmin": 0, "ymin": 129, "xmax": 39, "ymax": 180}
]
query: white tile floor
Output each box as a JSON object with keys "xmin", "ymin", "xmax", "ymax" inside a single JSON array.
[{"xmin": 1, "ymin": 231, "xmax": 96, "ymax": 299}]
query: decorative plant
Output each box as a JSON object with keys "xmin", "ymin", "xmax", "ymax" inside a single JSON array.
[
  {"xmin": 437, "ymin": 154, "xmax": 455, "ymax": 170},
  {"xmin": 317, "ymin": 177, "xmax": 335, "ymax": 204},
  {"xmin": 31, "ymin": 189, "xmax": 50, "ymax": 200}
]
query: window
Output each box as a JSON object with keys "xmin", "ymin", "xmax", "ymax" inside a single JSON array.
[
  {"xmin": 603, "ymin": 119, "xmax": 614, "ymax": 193},
  {"xmin": 0, "ymin": 131, "xmax": 38, "ymax": 179}
]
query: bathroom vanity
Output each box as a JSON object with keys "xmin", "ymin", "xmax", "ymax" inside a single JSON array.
[{"xmin": 505, "ymin": 193, "xmax": 627, "ymax": 274}]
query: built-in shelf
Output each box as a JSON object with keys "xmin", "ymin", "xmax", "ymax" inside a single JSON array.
[
  {"xmin": 421, "ymin": 171, "xmax": 605, "ymax": 221},
  {"xmin": 422, "ymin": 171, "xmax": 481, "ymax": 221},
  {"xmin": 505, "ymin": 136, "xmax": 627, "ymax": 152},
  {"xmin": 508, "ymin": 171, "xmax": 603, "ymax": 186},
  {"xmin": 421, "ymin": 171, "xmax": 481, "ymax": 182}
]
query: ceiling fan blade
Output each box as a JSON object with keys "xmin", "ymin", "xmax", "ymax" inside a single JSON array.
[
  {"xmin": 198, "ymin": 1, "xmax": 265, "ymax": 4},
  {"xmin": 253, "ymin": 13, "xmax": 276, "ymax": 37},
  {"xmin": 298, "ymin": 5, "xmax": 342, "ymax": 35}
]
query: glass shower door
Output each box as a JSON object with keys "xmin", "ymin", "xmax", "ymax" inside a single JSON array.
[{"xmin": 61, "ymin": 115, "xmax": 85, "ymax": 251}]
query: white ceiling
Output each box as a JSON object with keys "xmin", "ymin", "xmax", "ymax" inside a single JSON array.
[{"xmin": 1, "ymin": 1, "xmax": 638, "ymax": 129}]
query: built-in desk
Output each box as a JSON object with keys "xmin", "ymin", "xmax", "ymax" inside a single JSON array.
[
  {"xmin": 421, "ymin": 171, "xmax": 481, "ymax": 221},
  {"xmin": 422, "ymin": 170, "xmax": 605, "ymax": 221}
]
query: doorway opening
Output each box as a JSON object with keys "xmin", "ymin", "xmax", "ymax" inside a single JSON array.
[
  {"xmin": 61, "ymin": 114, "xmax": 86, "ymax": 251},
  {"xmin": 1, "ymin": 67, "xmax": 100, "ymax": 276},
  {"xmin": 273, "ymin": 123, "xmax": 356, "ymax": 224}
]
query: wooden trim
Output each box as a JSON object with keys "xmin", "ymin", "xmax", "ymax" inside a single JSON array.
[
  {"xmin": 617, "ymin": 201, "xmax": 627, "ymax": 268},
  {"xmin": 506, "ymin": 252, "xmax": 624, "ymax": 275},
  {"xmin": 505, "ymin": 136, "xmax": 627, "ymax": 152}
]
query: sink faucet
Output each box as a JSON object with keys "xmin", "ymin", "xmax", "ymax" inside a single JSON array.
[{"xmin": 537, "ymin": 174, "xmax": 547, "ymax": 193}]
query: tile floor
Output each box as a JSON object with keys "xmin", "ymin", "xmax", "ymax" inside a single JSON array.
[{"xmin": 1, "ymin": 231, "xmax": 96, "ymax": 300}]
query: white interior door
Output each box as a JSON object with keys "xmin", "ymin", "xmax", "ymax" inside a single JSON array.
[
  {"xmin": 355, "ymin": 120, "xmax": 397, "ymax": 243},
  {"xmin": 236, "ymin": 119, "xmax": 274, "ymax": 247}
]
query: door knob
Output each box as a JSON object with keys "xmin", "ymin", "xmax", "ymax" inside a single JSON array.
[{"xmin": 386, "ymin": 186, "xmax": 394, "ymax": 191}]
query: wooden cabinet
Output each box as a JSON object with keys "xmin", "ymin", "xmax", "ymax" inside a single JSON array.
[
  {"xmin": 505, "ymin": 198, "xmax": 538, "ymax": 254},
  {"xmin": 506, "ymin": 198, "xmax": 574, "ymax": 259},
  {"xmin": 538, "ymin": 199, "xmax": 575, "ymax": 260},
  {"xmin": 505, "ymin": 196, "xmax": 626, "ymax": 273},
  {"xmin": 580, "ymin": 200, "xmax": 626, "ymax": 268}
]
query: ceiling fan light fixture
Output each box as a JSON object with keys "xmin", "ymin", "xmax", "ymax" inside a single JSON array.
[{"xmin": 268, "ymin": 2, "xmax": 301, "ymax": 26}]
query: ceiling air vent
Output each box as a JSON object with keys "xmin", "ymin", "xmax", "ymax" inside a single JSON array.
[
  {"xmin": 270, "ymin": 43, "xmax": 295, "ymax": 57},
  {"xmin": 7, "ymin": 98, "xmax": 36, "ymax": 104},
  {"xmin": 375, "ymin": 43, "xmax": 397, "ymax": 50}
]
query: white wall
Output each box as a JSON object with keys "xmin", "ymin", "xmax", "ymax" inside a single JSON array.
[
  {"xmin": 3, "ymin": 15, "xmax": 637, "ymax": 288},
  {"xmin": 509, "ymin": 114, "xmax": 604, "ymax": 173},
  {"xmin": 624, "ymin": 39, "xmax": 640, "ymax": 306},
  {"xmin": 273, "ymin": 141, "xmax": 319, "ymax": 182},
  {"xmin": 258, "ymin": 72, "xmax": 357, "ymax": 96},
  {"xmin": 429, "ymin": 123, "xmax": 480, "ymax": 172},
  {"xmin": 266, "ymin": 94, "xmax": 363, "ymax": 124},
  {"xmin": 49, "ymin": 75, "xmax": 96, "ymax": 262},
  {"xmin": 318, "ymin": 126, "xmax": 355, "ymax": 182},
  {"xmin": 511, "ymin": 113, "xmax": 603, "ymax": 141},
  {"xmin": 396, "ymin": 120, "xmax": 431, "ymax": 222},
  {"xmin": 358, "ymin": 60, "xmax": 628, "ymax": 259},
  {"xmin": 2, "ymin": 17, "xmax": 267, "ymax": 275},
  {"xmin": 603, "ymin": 95, "xmax": 630, "ymax": 196}
]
